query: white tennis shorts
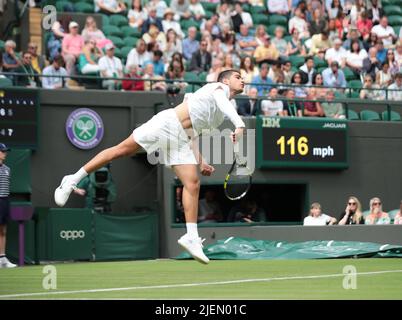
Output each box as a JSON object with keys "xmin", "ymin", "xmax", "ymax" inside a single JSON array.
[{"xmin": 132, "ymin": 109, "xmax": 197, "ymax": 167}]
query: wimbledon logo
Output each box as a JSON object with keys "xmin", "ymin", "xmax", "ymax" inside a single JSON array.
[{"xmin": 66, "ymin": 108, "xmax": 104, "ymax": 149}]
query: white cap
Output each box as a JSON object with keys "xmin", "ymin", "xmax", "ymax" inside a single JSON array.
[
  {"xmin": 105, "ymin": 43, "xmax": 115, "ymax": 50},
  {"xmin": 69, "ymin": 21, "xmax": 79, "ymax": 29}
]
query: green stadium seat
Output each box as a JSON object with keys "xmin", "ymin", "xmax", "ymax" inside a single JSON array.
[
  {"xmin": 73, "ymin": 2, "xmax": 94, "ymax": 13},
  {"xmin": 383, "ymin": 5, "xmax": 402, "ymax": 16},
  {"xmin": 313, "ymin": 57, "xmax": 327, "ymax": 69},
  {"xmin": 55, "ymin": 1, "xmax": 74, "ymax": 12},
  {"xmin": 103, "ymin": 25, "xmax": 124, "ymax": 37},
  {"xmin": 113, "ymin": 47, "xmax": 123, "ymax": 59},
  {"xmin": 249, "ymin": 5, "xmax": 266, "ymax": 14},
  {"xmin": 0, "ymin": 77, "xmax": 13, "ymax": 87},
  {"xmin": 107, "ymin": 36, "xmax": 124, "ymax": 48},
  {"xmin": 198, "ymin": 71, "xmax": 207, "ymax": 81},
  {"xmin": 269, "ymin": 15, "xmax": 288, "ymax": 27},
  {"xmin": 121, "ymin": 26, "xmax": 141, "ymax": 38},
  {"xmin": 387, "ymin": 15, "xmax": 402, "ymax": 26},
  {"xmin": 109, "ymin": 14, "xmax": 128, "ymax": 27},
  {"xmin": 381, "ymin": 110, "xmax": 402, "ymax": 121},
  {"xmin": 348, "ymin": 79, "xmax": 362, "ymax": 91},
  {"xmin": 120, "ymin": 46, "xmax": 133, "ymax": 60},
  {"xmin": 360, "ymin": 110, "xmax": 381, "ymax": 121},
  {"xmin": 101, "ymin": 14, "xmax": 110, "ymax": 27},
  {"xmin": 253, "ymin": 14, "xmax": 269, "ymax": 25},
  {"xmin": 343, "ymin": 67, "xmax": 358, "ymax": 81},
  {"xmin": 204, "ymin": 10, "xmax": 214, "ymax": 19},
  {"xmin": 288, "ymin": 55, "xmax": 305, "ymax": 68},
  {"xmin": 180, "ymin": 19, "xmax": 201, "ymax": 31},
  {"xmin": 201, "ymin": 2, "xmax": 218, "ymax": 12},
  {"xmin": 40, "ymin": 0, "xmax": 57, "ymax": 6},
  {"xmin": 267, "ymin": 24, "xmax": 281, "ymax": 36},
  {"xmin": 122, "ymin": 37, "xmax": 139, "ymax": 48},
  {"xmin": 393, "ymin": 25, "xmax": 402, "ymax": 36},
  {"xmin": 347, "ymin": 109, "xmax": 359, "ymax": 120}
]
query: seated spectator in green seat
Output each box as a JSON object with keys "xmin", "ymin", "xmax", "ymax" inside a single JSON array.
[
  {"xmin": 338, "ymin": 196, "xmax": 365, "ymax": 225},
  {"xmin": 261, "ymin": 87, "xmax": 284, "ymax": 116},
  {"xmin": 282, "ymin": 89, "xmax": 303, "ymax": 117},
  {"xmin": 360, "ymin": 74, "xmax": 385, "ymax": 100},
  {"xmin": 365, "ymin": 197, "xmax": 390, "ymax": 225},
  {"xmin": 98, "ymin": 43, "xmax": 123, "ymax": 90},
  {"xmin": 303, "ymin": 202, "xmax": 337, "ymax": 226},
  {"xmin": 321, "ymin": 90, "xmax": 345, "ymax": 118},
  {"xmin": 42, "ymin": 55, "xmax": 68, "ymax": 89},
  {"xmin": 387, "ymin": 72, "xmax": 402, "ymax": 101},
  {"xmin": 14, "ymin": 51, "xmax": 40, "ymax": 88},
  {"xmin": 122, "ymin": 64, "xmax": 144, "ymax": 91}
]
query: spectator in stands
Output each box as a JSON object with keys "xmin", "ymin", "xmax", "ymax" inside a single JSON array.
[
  {"xmin": 189, "ymin": 39, "xmax": 212, "ymax": 74},
  {"xmin": 356, "ymin": 11, "xmax": 373, "ymax": 41},
  {"xmin": 261, "ymin": 87, "xmax": 284, "ymax": 116},
  {"xmin": 364, "ymin": 31, "xmax": 378, "ymax": 51},
  {"xmin": 27, "ymin": 42, "xmax": 45, "ymax": 75},
  {"xmin": 309, "ymin": 31, "xmax": 331, "ymax": 60},
  {"xmin": 142, "ymin": 6, "xmax": 163, "ymax": 34},
  {"xmin": 272, "ymin": 27, "xmax": 288, "ymax": 59},
  {"xmin": 98, "ymin": 43, "xmax": 123, "ymax": 90},
  {"xmin": 239, "ymin": 56, "xmax": 258, "ymax": 90},
  {"xmin": 253, "ymin": 34, "xmax": 280, "ymax": 65},
  {"xmin": 286, "ymin": 29, "xmax": 307, "ymax": 57},
  {"xmin": 367, "ymin": 0, "xmax": 384, "ymax": 26},
  {"xmin": 128, "ymin": 0, "xmax": 148, "ymax": 29},
  {"xmin": 325, "ymin": 38, "xmax": 347, "ymax": 68},
  {"xmin": 206, "ymin": 57, "xmax": 223, "ymax": 82},
  {"xmin": 338, "ymin": 196, "xmax": 364, "ymax": 225},
  {"xmin": 95, "ymin": 0, "xmax": 127, "ymax": 15},
  {"xmin": 231, "ymin": 199, "xmax": 266, "ymax": 223},
  {"xmin": 162, "ymin": 8, "xmax": 184, "ymax": 39},
  {"xmin": 220, "ymin": 31, "xmax": 240, "ymax": 66},
  {"xmin": 346, "ymin": 40, "xmax": 368, "ymax": 76},
  {"xmin": 237, "ymin": 87, "xmax": 259, "ymax": 116},
  {"xmin": 349, "ymin": 0, "xmax": 366, "ymax": 26},
  {"xmin": 222, "ymin": 54, "xmax": 235, "ymax": 71},
  {"xmin": 81, "ymin": 16, "xmax": 109, "ymax": 49},
  {"xmin": 2, "ymin": 40, "xmax": 20, "ymax": 75},
  {"xmin": 376, "ymin": 61, "xmax": 393, "ymax": 88},
  {"xmin": 14, "ymin": 51, "xmax": 40, "ymax": 87},
  {"xmin": 189, "ymin": 0, "xmax": 206, "ymax": 21},
  {"xmin": 321, "ymin": 90, "xmax": 345, "ymax": 118},
  {"xmin": 291, "ymin": 71, "xmax": 308, "ymax": 97},
  {"xmin": 62, "ymin": 21, "xmax": 84, "ymax": 76},
  {"xmin": 268, "ymin": 61, "xmax": 285, "ymax": 83},
  {"xmin": 78, "ymin": 40, "xmax": 102, "ymax": 75},
  {"xmin": 251, "ymin": 63, "xmax": 274, "ymax": 96},
  {"xmin": 47, "ymin": 19, "xmax": 68, "ymax": 60},
  {"xmin": 282, "ymin": 89, "xmax": 303, "ymax": 117},
  {"xmin": 362, "ymin": 46, "xmax": 381, "ymax": 80},
  {"xmin": 343, "ymin": 28, "xmax": 364, "ymax": 51},
  {"xmin": 365, "ymin": 197, "xmax": 390, "ymax": 225},
  {"xmin": 395, "ymin": 41, "xmax": 402, "ymax": 69},
  {"xmin": 237, "ymin": 24, "xmax": 259, "ymax": 56},
  {"xmin": 288, "ymin": 8, "xmax": 310, "ymax": 40},
  {"xmin": 232, "ymin": 2, "xmax": 253, "ymax": 33},
  {"xmin": 387, "ymin": 72, "xmax": 402, "ymax": 101},
  {"xmin": 216, "ymin": 2, "xmax": 232, "ymax": 29},
  {"xmin": 142, "ymin": 62, "xmax": 167, "ymax": 91},
  {"xmin": 147, "ymin": 0, "xmax": 168, "ymax": 20},
  {"xmin": 303, "ymin": 90, "xmax": 324, "ymax": 117},
  {"xmin": 255, "ymin": 24, "xmax": 268, "ymax": 47},
  {"xmin": 200, "ymin": 14, "xmax": 221, "ymax": 40},
  {"xmin": 164, "ymin": 29, "xmax": 183, "ymax": 63},
  {"xmin": 334, "ymin": 10, "xmax": 349, "ymax": 41},
  {"xmin": 393, "ymin": 201, "xmax": 402, "ymax": 225},
  {"xmin": 384, "ymin": 49, "xmax": 399, "ymax": 77},
  {"xmin": 322, "ymin": 61, "xmax": 347, "ymax": 88},
  {"xmin": 165, "ymin": 59, "xmax": 186, "ymax": 91},
  {"xmin": 304, "ymin": 202, "xmax": 337, "ymax": 225},
  {"xmin": 309, "ymin": 8, "xmax": 328, "ymax": 36},
  {"xmin": 375, "ymin": 39, "xmax": 387, "ymax": 64},
  {"xmin": 327, "ymin": 19, "xmax": 340, "ymax": 43},
  {"xmin": 143, "ymin": 27, "xmax": 166, "ymax": 54},
  {"xmin": 42, "ymin": 55, "xmax": 68, "ymax": 89},
  {"xmin": 170, "ymin": 0, "xmax": 191, "ymax": 21},
  {"xmin": 360, "ymin": 74, "xmax": 385, "ymax": 100},
  {"xmin": 182, "ymin": 27, "xmax": 199, "ymax": 61},
  {"xmin": 122, "ymin": 64, "xmax": 144, "ymax": 91},
  {"xmin": 282, "ymin": 60, "xmax": 294, "ymax": 84},
  {"xmin": 144, "ymin": 50, "xmax": 165, "ymax": 76},
  {"xmin": 299, "ymin": 56, "xmax": 315, "ymax": 85},
  {"xmin": 268, "ymin": 0, "xmax": 290, "ymax": 15},
  {"xmin": 198, "ymin": 189, "xmax": 223, "ymax": 223},
  {"xmin": 126, "ymin": 39, "xmax": 152, "ymax": 71},
  {"xmin": 371, "ymin": 16, "xmax": 397, "ymax": 48}
]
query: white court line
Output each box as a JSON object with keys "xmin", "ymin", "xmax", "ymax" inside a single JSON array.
[{"xmin": 1, "ymin": 269, "xmax": 402, "ymax": 299}]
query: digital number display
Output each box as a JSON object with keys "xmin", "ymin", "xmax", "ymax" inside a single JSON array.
[
  {"xmin": 0, "ymin": 88, "xmax": 39, "ymax": 148},
  {"xmin": 257, "ymin": 117, "xmax": 348, "ymax": 169}
]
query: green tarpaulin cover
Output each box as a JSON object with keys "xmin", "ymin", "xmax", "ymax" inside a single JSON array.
[{"xmin": 176, "ymin": 237, "xmax": 402, "ymax": 260}]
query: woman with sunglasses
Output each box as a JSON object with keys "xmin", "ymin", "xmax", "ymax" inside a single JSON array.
[
  {"xmin": 365, "ymin": 197, "xmax": 391, "ymax": 225},
  {"xmin": 338, "ymin": 196, "xmax": 364, "ymax": 225}
]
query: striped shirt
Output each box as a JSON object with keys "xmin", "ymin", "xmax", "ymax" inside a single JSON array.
[{"xmin": 0, "ymin": 164, "xmax": 10, "ymax": 197}]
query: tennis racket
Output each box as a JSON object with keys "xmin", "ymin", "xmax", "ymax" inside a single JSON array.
[{"xmin": 223, "ymin": 142, "xmax": 252, "ymax": 201}]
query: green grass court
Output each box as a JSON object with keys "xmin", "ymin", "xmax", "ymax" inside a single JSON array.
[{"xmin": 0, "ymin": 258, "xmax": 401, "ymax": 299}]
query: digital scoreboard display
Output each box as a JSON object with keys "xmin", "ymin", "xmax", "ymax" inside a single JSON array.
[
  {"xmin": 256, "ymin": 116, "xmax": 348, "ymax": 169},
  {"xmin": 0, "ymin": 88, "xmax": 39, "ymax": 149}
]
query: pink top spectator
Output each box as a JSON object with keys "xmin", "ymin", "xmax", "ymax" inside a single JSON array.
[{"xmin": 62, "ymin": 34, "xmax": 84, "ymax": 56}]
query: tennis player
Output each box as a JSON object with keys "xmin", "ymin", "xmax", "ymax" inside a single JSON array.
[{"xmin": 55, "ymin": 69, "xmax": 246, "ymax": 264}]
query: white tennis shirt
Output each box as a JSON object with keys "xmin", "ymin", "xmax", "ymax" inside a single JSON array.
[{"xmin": 186, "ymin": 82, "xmax": 246, "ymax": 135}]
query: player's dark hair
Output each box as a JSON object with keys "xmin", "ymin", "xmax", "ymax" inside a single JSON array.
[{"xmin": 217, "ymin": 69, "xmax": 240, "ymax": 83}]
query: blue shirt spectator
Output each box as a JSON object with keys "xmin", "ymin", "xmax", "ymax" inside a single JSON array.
[
  {"xmin": 42, "ymin": 55, "xmax": 68, "ymax": 89},
  {"xmin": 182, "ymin": 27, "xmax": 199, "ymax": 61},
  {"xmin": 143, "ymin": 50, "xmax": 165, "ymax": 76},
  {"xmin": 251, "ymin": 63, "xmax": 274, "ymax": 95},
  {"xmin": 322, "ymin": 61, "xmax": 347, "ymax": 88}
]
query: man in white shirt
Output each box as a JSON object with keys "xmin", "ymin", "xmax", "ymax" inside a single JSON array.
[
  {"xmin": 325, "ymin": 38, "xmax": 347, "ymax": 68},
  {"xmin": 98, "ymin": 43, "xmax": 123, "ymax": 90},
  {"xmin": 233, "ymin": 2, "xmax": 253, "ymax": 28},
  {"xmin": 288, "ymin": 8, "xmax": 310, "ymax": 39},
  {"xmin": 125, "ymin": 39, "xmax": 152, "ymax": 71},
  {"xmin": 387, "ymin": 72, "xmax": 402, "ymax": 101},
  {"xmin": 42, "ymin": 55, "xmax": 68, "ymax": 89},
  {"xmin": 268, "ymin": 0, "xmax": 290, "ymax": 15},
  {"xmin": 372, "ymin": 17, "xmax": 397, "ymax": 48},
  {"xmin": 261, "ymin": 87, "xmax": 284, "ymax": 116}
]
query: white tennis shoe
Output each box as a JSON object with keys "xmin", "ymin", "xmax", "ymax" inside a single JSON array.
[
  {"xmin": 54, "ymin": 175, "xmax": 77, "ymax": 207},
  {"xmin": 0, "ymin": 257, "xmax": 17, "ymax": 268},
  {"xmin": 178, "ymin": 234, "xmax": 210, "ymax": 264}
]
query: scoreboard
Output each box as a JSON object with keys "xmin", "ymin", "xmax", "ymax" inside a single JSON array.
[
  {"xmin": 256, "ymin": 116, "xmax": 348, "ymax": 169},
  {"xmin": 0, "ymin": 88, "xmax": 39, "ymax": 149}
]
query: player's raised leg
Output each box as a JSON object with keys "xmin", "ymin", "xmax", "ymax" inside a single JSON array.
[
  {"xmin": 174, "ymin": 164, "xmax": 209, "ymax": 264},
  {"xmin": 54, "ymin": 135, "xmax": 141, "ymax": 207}
]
